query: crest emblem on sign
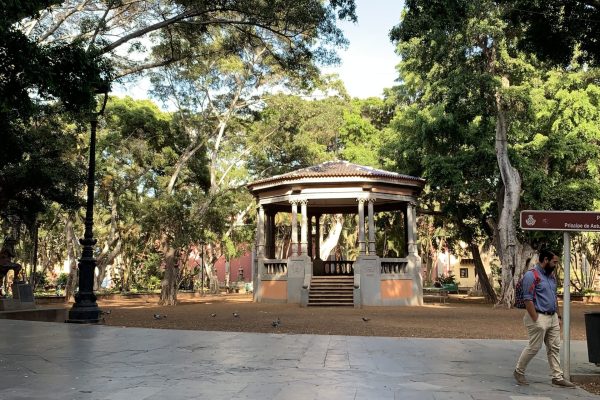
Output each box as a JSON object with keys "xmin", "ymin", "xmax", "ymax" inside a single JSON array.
[{"xmin": 525, "ymin": 215, "xmax": 536, "ymax": 226}]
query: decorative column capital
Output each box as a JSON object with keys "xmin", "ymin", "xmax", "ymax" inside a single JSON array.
[
  {"xmin": 298, "ymin": 199, "xmax": 309, "ymax": 206},
  {"xmin": 367, "ymin": 198, "xmax": 376, "ymax": 204},
  {"xmin": 356, "ymin": 197, "xmax": 368, "ymax": 204}
]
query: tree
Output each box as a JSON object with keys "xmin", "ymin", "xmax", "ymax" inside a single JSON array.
[
  {"xmin": 23, "ymin": 0, "xmax": 356, "ymax": 80},
  {"xmin": 501, "ymin": 0, "xmax": 600, "ymax": 66},
  {"xmin": 1, "ymin": 1, "xmax": 110, "ymax": 222},
  {"xmin": 390, "ymin": 1, "xmax": 600, "ymax": 305}
]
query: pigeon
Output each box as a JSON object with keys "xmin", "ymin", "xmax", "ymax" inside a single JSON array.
[
  {"xmin": 361, "ymin": 317, "xmax": 370, "ymax": 322},
  {"xmin": 210, "ymin": 313, "xmax": 217, "ymax": 317},
  {"xmin": 153, "ymin": 314, "xmax": 167, "ymax": 320},
  {"xmin": 101, "ymin": 310, "xmax": 111, "ymax": 315},
  {"xmin": 232, "ymin": 312, "xmax": 240, "ymax": 318},
  {"xmin": 271, "ymin": 317, "xmax": 281, "ymax": 327}
]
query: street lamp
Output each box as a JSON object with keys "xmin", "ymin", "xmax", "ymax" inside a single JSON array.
[{"xmin": 66, "ymin": 85, "xmax": 109, "ymax": 324}]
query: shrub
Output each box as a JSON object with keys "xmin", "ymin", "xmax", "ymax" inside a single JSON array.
[{"xmin": 56, "ymin": 273, "xmax": 69, "ymax": 287}]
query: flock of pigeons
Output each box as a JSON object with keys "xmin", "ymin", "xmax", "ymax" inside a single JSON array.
[{"xmin": 102, "ymin": 310, "xmax": 372, "ymax": 326}]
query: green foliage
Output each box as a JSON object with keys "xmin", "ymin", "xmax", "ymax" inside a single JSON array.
[
  {"xmin": 56, "ymin": 273, "xmax": 69, "ymax": 287},
  {"xmin": 438, "ymin": 273, "xmax": 456, "ymax": 285},
  {"xmin": 501, "ymin": 0, "xmax": 600, "ymax": 66},
  {"xmin": 1, "ymin": 0, "xmax": 112, "ymax": 222},
  {"xmin": 387, "ymin": 0, "xmax": 600, "ymax": 258},
  {"xmin": 31, "ymin": 271, "xmax": 48, "ymax": 288}
]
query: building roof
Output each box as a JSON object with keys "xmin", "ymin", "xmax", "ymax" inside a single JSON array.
[{"xmin": 248, "ymin": 160, "xmax": 425, "ymax": 189}]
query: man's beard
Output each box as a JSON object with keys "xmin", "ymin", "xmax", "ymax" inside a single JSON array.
[{"xmin": 544, "ymin": 265, "xmax": 556, "ymax": 274}]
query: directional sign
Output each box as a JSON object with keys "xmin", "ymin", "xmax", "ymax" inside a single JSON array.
[{"xmin": 520, "ymin": 210, "xmax": 600, "ymax": 232}]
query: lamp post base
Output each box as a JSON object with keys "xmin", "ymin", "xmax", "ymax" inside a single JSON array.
[
  {"xmin": 66, "ymin": 306, "xmax": 102, "ymax": 323},
  {"xmin": 66, "ymin": 293, "xmax": 102, "ymax": 323}
]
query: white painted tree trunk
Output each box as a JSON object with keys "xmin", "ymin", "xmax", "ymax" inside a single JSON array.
[
  {"xmin": 320, "ymin": 215, "xmax": 344, "ymax": 260},
  {"xmin": 494, "ymin": 77, "xmax": 531, "ymax": 306},
  {"xmin": 64, "ymin": 213, "xmax": 79, "ymax": 302}
]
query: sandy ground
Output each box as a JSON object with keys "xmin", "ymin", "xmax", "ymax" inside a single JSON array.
[
  {"xmin": 96, "ymin": 293, "xmax": 600, "ymax": 394},
  {"xmin": 98, "ymin": 294, "xmax": 598, "ymax": 340}
]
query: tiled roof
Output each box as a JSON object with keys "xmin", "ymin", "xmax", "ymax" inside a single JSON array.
[{"xmin": 248, "ymin": 161, "xmax": 425, "ymax": 188}]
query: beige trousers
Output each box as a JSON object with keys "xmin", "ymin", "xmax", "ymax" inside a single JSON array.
[{"xmin": 515, "ymin": 313, "xmax": 563, "ymax": 379}]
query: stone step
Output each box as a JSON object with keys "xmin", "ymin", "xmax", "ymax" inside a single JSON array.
[
  {"xmin": 308, "ymin": 276, "xmax": 354, "ymax": 307},
  {"xmin": 310, "ymin": 284, "xmax": 353, "ymax": 288},
  {"xmin": 311, "ymin": 276, "xmax": 353, "ymax": 280},
  {"xmin": 307, "ymin": 302, "xmax": 354, "ymax": 307}
]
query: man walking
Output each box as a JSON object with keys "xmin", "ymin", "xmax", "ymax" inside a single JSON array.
[{"xmin": 513, "ymin": 249, "xmax": 575, "ymax": 387}]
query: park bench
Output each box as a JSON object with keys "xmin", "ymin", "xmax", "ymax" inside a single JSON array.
[
  {"xmin": 422, "ymin": 287, "xmax": 449, "ymax": 303},
  {"xmin": 441, "ymin": 283, "xmax": 459, "ymax": 294}
]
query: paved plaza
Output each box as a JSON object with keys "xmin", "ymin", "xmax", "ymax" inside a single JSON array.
[{"xmin": 0, "ymin": 319, "xmax": 598, "ymax": 399}]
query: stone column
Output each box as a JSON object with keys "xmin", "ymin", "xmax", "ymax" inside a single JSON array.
[
  {"xmin": 315, "ymin": 214, "xmax": 321, "ymax": 260},
  {"xmin": 290, "ymin": 200, "xmax": 298, "ymax": 256},
  {"xmin": 257, "ymin": 205, "xmax": 265, "ymax": 256},
  {"xmin": 367, "ymin": 199, "xmax": 376, "ymax": 255},
  {"xmin": 264, "ymin": 211, "xmax": 271, "ymax": 258},
  {"xmin": 268, "ymin": 212, "xmax": 276, "ymax": 258},
  {"xmin": 300, "ymin": 200, "xmax": 308, "ymax": 255},
  {"xmin": 307, "ymin": 215, "xmax": 313, "ymax": 258},
  {"xmin": 357, "ymin": 198, "xmax": 366, "ymax": 255},
  {"xmin": 407, "ymin": 202, "xmax": 417, "ymax": 255}
]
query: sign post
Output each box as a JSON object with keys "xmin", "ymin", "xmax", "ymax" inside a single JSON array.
[{"xmin": 520, "ymin": 210, "xmax": 600, "ymax": 380}]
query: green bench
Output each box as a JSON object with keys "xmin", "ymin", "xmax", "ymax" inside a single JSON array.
[
  {"xmin": 441, "ymin": 283, "xmax": 459, "ymax": 294},
  {"xmin": 422, "ymin": 287, "xmax": 449, "ymax": 303}
]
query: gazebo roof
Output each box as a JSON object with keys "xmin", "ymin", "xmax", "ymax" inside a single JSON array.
[
  {"xmin": 248, "ymin": 161, "xmax": 425, "ymax": 213},
  {"xmin": 248, "ymin": 160, "xmax": 425, "ymax": 189}
]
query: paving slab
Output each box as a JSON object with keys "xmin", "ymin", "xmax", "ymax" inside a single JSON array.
[{"xmin": 0, "ymin": 319, "xmax": 597, "ymax": 400}]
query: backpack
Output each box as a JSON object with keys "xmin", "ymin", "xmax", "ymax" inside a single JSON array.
[{"xmin": 515, "ymin": 269, "xmax": 541, "ymax": 309}]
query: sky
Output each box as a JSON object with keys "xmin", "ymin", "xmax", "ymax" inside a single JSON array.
[
  {"xmin": 113, "ymin": 0, "xmax": 405, "ymax": 100},
  {"xmin": 322, "ymin": 0, "xmax": 405, "ymax": 98}
]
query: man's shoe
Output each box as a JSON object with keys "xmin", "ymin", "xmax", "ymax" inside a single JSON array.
[
  {"xmin": 552, "ymin": 378, "xmax": 576, "ymax": 388},
  {"xmin": 513, "ymin": 370, "xmax": 529, "ymax": 385}
]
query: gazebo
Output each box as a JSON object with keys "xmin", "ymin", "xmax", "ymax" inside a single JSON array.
[{"xmin": 247, "ymin": 161, "xmax": 426, "ymax": 307}]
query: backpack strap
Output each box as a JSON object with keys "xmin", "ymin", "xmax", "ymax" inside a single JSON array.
[{"xmin": 529, "ymin": 269, "xmax": 541, "ymax": 302}]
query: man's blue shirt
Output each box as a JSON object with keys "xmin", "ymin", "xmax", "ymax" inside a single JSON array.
[{"xmin": 521, "ymin": 264, "xmax": 557, "ymax": 313}]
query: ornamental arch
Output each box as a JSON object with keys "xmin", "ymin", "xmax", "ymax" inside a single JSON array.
[{"xmin": 247, "ymin": 161, "xmax": 426, "ymax": 306}]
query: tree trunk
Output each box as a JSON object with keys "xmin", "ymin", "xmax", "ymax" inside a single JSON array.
[
  {"xmin": 470, "ymin": 242, "xmax": 497, "ymax": 303},
  {"xmin": 494, "ymin": 76, "xmax": 524, "ymax": 307},
  {"xmin": 95, "ymin": 239, "xmax": 121, "ymax": 290},
  {"xmin": 64, "ymin": 213, "xmax": 79, "ymax": 302},
  {"xmin": 159, "ymin": 243, "xmax": 178, "ymax": 305},
  {"xmin": 94, "ymin": 193, "xmax": 121, "ymax": 290},
  {"xmin": 320, "ymin": 215, "xmax": 344, "ymax": 260}
]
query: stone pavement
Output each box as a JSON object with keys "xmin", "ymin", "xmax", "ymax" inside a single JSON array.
[{"xmin": 0, "ymin": 319, "xmax": 598, "ymax": 400}]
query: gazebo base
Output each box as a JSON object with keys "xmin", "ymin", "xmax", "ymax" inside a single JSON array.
[{"xmin": 254, "ymin": 255, "xmax": 423, "ymax": 307}]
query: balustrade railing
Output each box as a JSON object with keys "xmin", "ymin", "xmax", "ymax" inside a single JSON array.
[
  {"xmin": 263, "ymin": 260, "xmax": 288, "ymax": 275},
  {"xmin": 380, "ymin": 259, "xmax": 408, "ymax": 274},
  {"xmin": 324, "ymin": 260, "xmax": 354, "ymax": 275}
]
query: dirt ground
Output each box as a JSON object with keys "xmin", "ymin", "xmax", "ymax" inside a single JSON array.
[{"xmin": 97, "ymin": 294, "xmax": 600, "ymax": 394}]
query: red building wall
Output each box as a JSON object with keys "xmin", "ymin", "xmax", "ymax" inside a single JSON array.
[{"xmin": 213, "ymin": 251, "xmax": 252, "ymax": 283}]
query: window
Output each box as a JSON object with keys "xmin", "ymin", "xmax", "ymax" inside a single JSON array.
[{"xmin": 460, "ymin": 268, "xmax": 468, "ymax": 278}]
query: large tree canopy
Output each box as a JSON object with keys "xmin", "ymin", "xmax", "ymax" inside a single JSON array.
[
  {"xmin": 501, "ymin": 0, "xmax": 600, "ymax": 66},
  {"xmin": 22, "ymin": 0, "xmax": 357, "ymax": 81},
  {"xmin": 0, "ymin": 0, "xmax": 110, "ymax": 221},
  {"xmin": 2, "ymin": 0, "xmax": 357, "ymax": 222},
  {"xmin": 389, "ymin": 0, "xmax": 600, "ymax": 305}
]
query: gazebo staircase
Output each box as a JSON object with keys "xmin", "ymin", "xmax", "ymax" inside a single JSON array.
[{"xmin": 307, "ymin": 275, "xmax": 354, "ymax": 306}]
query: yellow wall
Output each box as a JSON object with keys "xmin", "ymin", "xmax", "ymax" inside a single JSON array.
[
  {"xmin": 260, "ymin": 280, "xmax": 287, "ymax": 301},
  {"xmin": 381, "ymin": 280, "xmax": 413, "ymax": 299},
  {"xmin": 456, "ymin": 265, "xmax": 476, "ymax": 288}
]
